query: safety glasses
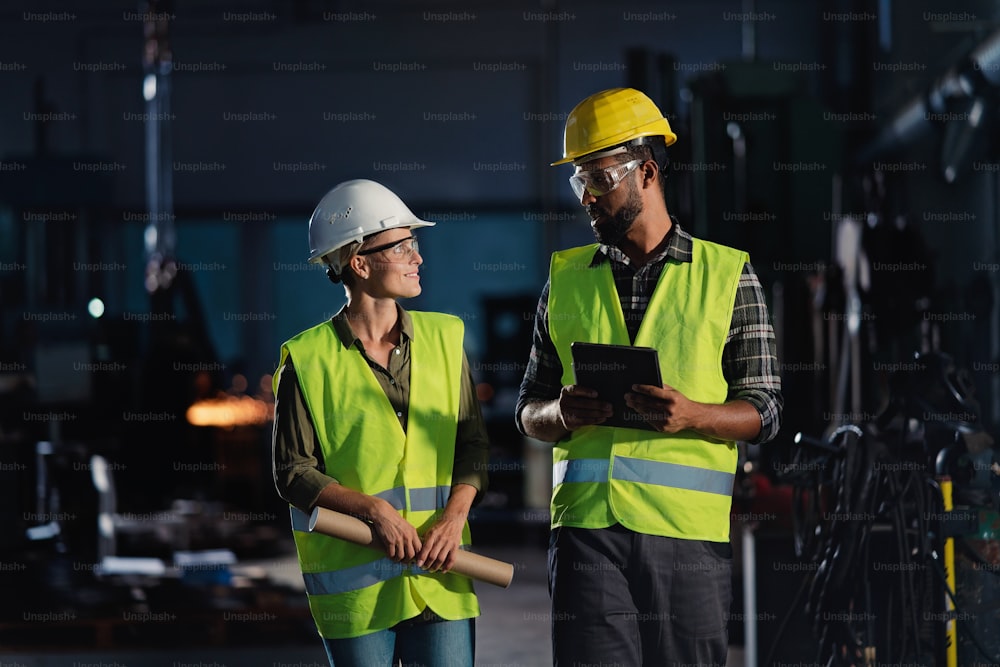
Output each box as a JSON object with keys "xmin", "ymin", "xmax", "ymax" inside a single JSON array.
[
  {"xmin": 568, "ymin": 159, "xmax": 643, "ymax": 200},
  {"xmin": 357, "ymin": 235, "xmax": 419, "ymax": 261}
]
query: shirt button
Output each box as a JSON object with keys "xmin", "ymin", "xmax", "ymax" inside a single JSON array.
[
  {"xmin": 396, "ymin": 411, "xmax": 403, "ymax": 417},
  {"xmin": 390, "ymin": 379, "xmax": 396, "ymax": 385},
  {"xmin": 394, "ymin": 348, "xmax": 401, "ymax": 355}
]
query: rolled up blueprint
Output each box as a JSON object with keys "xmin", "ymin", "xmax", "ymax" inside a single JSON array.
[{"xmin": 308, "ymin": 506, "xmax": 514, "ymax": 588}]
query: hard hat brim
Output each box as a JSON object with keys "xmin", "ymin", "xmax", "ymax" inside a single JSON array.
[
  {"xmin": 307, "ymin": 219, "xmax": 435, "ymax": 264},
  {"xmin": 551, "ymin": 125, "xmax": 678, "ymax": 167}
]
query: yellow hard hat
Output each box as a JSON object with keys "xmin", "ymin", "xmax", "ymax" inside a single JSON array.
[{"xmin": 551, "ymin": 87, "xmax": 677, "ymax": 166}]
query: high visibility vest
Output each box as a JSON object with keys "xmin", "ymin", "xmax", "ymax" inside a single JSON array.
[
  {"xmin": 547, "ymin": 239, "xmax": 748, "ymax": 542},
  {"xmin": 275, "ymin": 311, "xmax": 479, "ymax": 638}
]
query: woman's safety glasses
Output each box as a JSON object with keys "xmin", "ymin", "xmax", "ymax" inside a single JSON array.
[
  {"xmin": 568, "ymin": 159, "xmax": 642, "ymax": 200},
  {"xmin": 357, "ymin": 235, "xmax": 419, "ymax": 261}
]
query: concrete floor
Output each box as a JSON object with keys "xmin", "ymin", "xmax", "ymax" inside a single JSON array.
[{"xmin": 2, "ymin": 543, "xmax": 748, "ymax": 666}]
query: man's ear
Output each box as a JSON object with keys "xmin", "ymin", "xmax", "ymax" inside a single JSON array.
[{"xmin": 641, "ymin": 160, "xmax": 660, "ymax": 188}]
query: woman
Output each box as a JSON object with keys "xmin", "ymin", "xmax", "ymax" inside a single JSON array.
[{"xmin": 272, "ymin": 179, "xmax": 490, "ymax": 666}]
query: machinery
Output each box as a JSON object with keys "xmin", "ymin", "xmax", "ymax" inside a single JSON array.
[
  {"xmin": 0, "ymin": 2, "xmax": 306, "ymax": 651},
  {"xmin": 771, "ymin": 352, "xmax": 1000, "ymax": 666}
]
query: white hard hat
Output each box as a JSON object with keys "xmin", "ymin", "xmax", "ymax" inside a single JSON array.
[{"xmin": 307, "ymin": 179, "xmax": 435, "ymax": 264}]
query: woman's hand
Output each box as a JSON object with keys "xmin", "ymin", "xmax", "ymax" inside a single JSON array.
[
  {"xmin": 416, "ymin": 484, "xmax": 478, "ymax": 572},
  {"xmin": 369, "ymin": 500, "xmax": 422, "ymax": 562},
  {"xmin": 417, "ymin": 514, "xmax": 466, "ymax": 572}
]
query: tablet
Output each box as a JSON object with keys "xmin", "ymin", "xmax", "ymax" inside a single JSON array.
[{"xmin": 570, "ymin": 342, "xmax": 663, "ymax": 430}]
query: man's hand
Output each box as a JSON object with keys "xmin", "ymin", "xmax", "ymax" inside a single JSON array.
[
  {"xmin": 625, "ymin": 384, "xmax": 763, "ymax": 442},
  {"xmin": 519, "ymin": 385, "xmax": 614, "ymax": 442},
  {"xmin": 556, "ymin": 384, "xmax": 613, "ymax": 431},
  {"xmin": 625, "ymin": 383, "xmax": 698, "ymax": 433}
]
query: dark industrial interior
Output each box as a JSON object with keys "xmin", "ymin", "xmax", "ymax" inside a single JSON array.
[{"xmin": 2, "ymin": 1, "xmax": 1000, "ymax": 665}]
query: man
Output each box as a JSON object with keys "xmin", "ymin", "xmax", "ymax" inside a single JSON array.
[{"xmin": 516, "ymin": 88, "xmax": 783, "ymax": 666}]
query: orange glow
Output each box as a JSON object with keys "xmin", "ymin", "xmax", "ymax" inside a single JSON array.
[{"xmin": 186, "ymin": 395, "xmax": 273, "ymax": 427}]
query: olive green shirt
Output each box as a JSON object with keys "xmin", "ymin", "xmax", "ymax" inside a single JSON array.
[{"xmin": 272, "ymin": 304, "xmax": 490, "ymax": 513}]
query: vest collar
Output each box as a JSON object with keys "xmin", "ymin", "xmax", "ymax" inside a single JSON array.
[
  {"xmin": 330, "ymin": 303, "xmax": 415, "ymax": 350},
  {"xmin": 591, "ymin": 220, "xmax": 692, "ymax": 268}
]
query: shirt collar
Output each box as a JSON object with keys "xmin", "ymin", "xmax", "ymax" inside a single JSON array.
[
  {"xmin": 331, "ymin": 303, "xmax": 414, "ymax": 349},
  {"xmin": 590, "ymin": 220, "xmax": 694, "ymax": 268}
]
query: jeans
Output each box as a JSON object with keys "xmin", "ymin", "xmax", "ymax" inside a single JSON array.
[{"xmin": 321, "ymin": 615, "xmax": 475, "ymax": 667}]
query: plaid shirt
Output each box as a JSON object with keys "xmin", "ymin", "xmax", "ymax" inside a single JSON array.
[{"xmin": 515, "ymin": 223, "xmax": 783, "ymax": 444}]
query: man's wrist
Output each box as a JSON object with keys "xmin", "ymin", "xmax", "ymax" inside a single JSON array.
[{"xmin": 521, "ymin": 398, "xmax": 569, "ymax": 441}]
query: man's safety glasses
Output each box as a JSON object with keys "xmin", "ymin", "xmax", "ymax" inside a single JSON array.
[
  {"xmin": 357, "ymin": 235, "xmax": 419, "ymax": 261},
  {"xmin": 568, "ymin": 159, "xmax": 643, "ymax": 200}
]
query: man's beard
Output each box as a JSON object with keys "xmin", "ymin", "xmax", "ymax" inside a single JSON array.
[{"xmin": 589, "ymin": 181, "xmax": 643, "ymax": 246}]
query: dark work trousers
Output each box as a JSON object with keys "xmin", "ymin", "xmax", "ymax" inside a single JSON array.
[{"xmin": 548, "ymin": 523, "xmax": 732, "ymax": 667}]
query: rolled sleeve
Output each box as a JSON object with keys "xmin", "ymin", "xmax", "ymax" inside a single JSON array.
[
  {"xmin": 724, "ymin": 263, "xmax": 784, "ymax": 444},
  {"xmin": 515, "ymin": 278, "xmax": 565, "ymax": 434}
]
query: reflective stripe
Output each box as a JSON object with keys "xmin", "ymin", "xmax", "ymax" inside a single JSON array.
[
  {"xmin": 552, "ymin": 460, "xmax": 567, "ymax": 487},
  {"xmin": 302, "ymin": 544, "xmax": 471, "ymax": 596},
  {"xmin": 553, "ymin": 458, "xmax": 609, "ymax": 486},
  {"xmin": 375, "ymin": 486, "xmax": 406, "ymax": 510},
  {"xmin": 409, "ymin": 485, "xmax": 451, "ymax": 511},
  {"xmin": 552, "ymin": 456, "xmax": 734, "ymax": 497},
  {"xmin": 303, "ymin": 558, "xmax": 428, "ymax": 596},
  {"xmin": 289, "ymin": 484, "xmax": 445, "ymax": 534},
  {"xmin": 612, "ymin": 456, "xmax": 734, "ymax": 497}
]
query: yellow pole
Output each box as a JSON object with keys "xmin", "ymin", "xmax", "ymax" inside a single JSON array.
[{"xmin": 941, "ymin": 476, "xmax": 957, "ymax": 667}]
